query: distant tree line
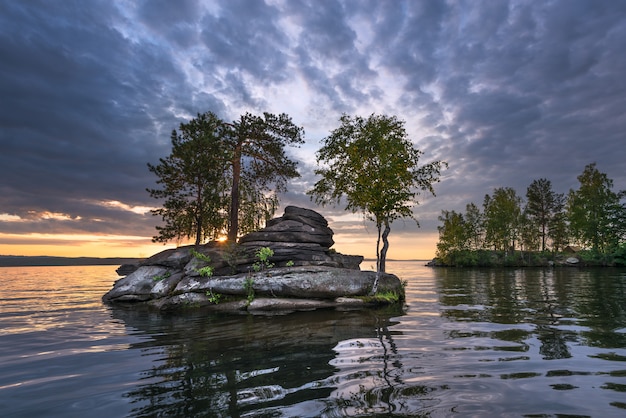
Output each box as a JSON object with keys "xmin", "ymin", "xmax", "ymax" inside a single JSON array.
[{"xmin": 436, "ymin": 163, "xmax": 626, "ymax": 266}]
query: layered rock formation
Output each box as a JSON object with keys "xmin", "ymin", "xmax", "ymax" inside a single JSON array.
[{"xmin": 102, "ymin": 206, "xmax": 405, "ymax": 313}]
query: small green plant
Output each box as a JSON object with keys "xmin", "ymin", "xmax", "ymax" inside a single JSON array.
[
  {"xmin": 206, "ymin": 289, "xmax": 221, "ymax": 304},
  {"xmin": 253, "ymin": 247, "xmax": 274, "ymax": 272},
  {"xmin": 244, "ymin": 276, "xmax": 255, "ymax": 305},
  {"xmin": 190, "ymin": 248, "xmax": 211, "ymax": 263},
  {"xmin": 190, "ymin": 248, "xmax": 214, "ymax": 277},
  {"xmin": 153, "ymin": 271, "xmax": 171, "ymax": 281},
  {"xmin": 286, "ymin": 260, "xmax": 295, "ymax": 267},
  {"xmin": 358, "ymin": 291, "xmax": 401, "ymax": 304},
  {"xmin": 197, "ymin": 265, "xmax": 214, "ymax": 277},
  {"xmin": 375, "ymin": 291, "xmax": 400, "ymax": 303},
  {"xmin": 191, "ymin": 249, "xmax": 219, "ymax": 303}
]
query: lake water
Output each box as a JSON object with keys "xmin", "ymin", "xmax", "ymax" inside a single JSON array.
[{"xmin": 1, "ymin": 262, "xmax": 625, "ymax": 417}]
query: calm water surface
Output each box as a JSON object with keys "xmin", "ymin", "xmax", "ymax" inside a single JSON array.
[{"xmin": 1, "ymin": 262, "xmax": 625, "ymax": 417}]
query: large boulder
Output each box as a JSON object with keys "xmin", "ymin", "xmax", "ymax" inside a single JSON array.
[
  {"xmin": 169, "ymin": 266, "xmax": 402, "ymax": 299},
  {"xmin": 103, "ymin": 206, "xmax": 402, "ymax": 313},
  {"xmin": 104, "ymin": 265, "xmax": 171, "ymax": 302},
  {"xmin": 239, "ymin": 206, "xmax": 335, "ymax": 248}
]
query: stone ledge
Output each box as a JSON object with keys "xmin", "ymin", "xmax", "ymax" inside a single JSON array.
[{"xmin": 103, "ymin": 206, "xmax": 404, "ymax": 313}]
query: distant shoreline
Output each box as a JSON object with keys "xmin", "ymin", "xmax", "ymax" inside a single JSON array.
[
  {"xmin": 0, "ymin": 255, "xmax": 142, "ymax": 267},
  {"xmin": 1, "ymin": 255, "xmax": 427, "ymax": 267},
  {"xmin": 362, "ymin": 258, "xmax": 430, "ymax": 262}
]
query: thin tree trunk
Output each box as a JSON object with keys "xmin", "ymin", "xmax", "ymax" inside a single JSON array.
[
  {"xmin": 376, "ymin": 223, "xmax": 381, "ymax": 272},
  {"xmin": 372, "ymin": 222, "xmax": 382, "ymax": 295},
  {"xmin": 228, "ymin": 143, "xmax": 242, "ymax": 242},
  {"xmin": 380, "ymin": 220, "xmax": 391, "ymax": 273}
]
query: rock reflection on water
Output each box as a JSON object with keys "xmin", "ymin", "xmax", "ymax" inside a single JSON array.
[
  {"xmin": 111, "ymin": 305, "xmax": 406, "ymax": 417},
  {"xmin": 108, "ymin": 265, "xmax": 626, "ymax": 417}
]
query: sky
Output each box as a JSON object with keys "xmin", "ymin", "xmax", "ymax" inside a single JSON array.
[{"xmin": 1, "ymin": 0, "xmax": 625, "ymax": 260}]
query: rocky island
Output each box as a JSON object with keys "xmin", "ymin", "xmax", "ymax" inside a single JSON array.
[{"xmin": 103, "ymin": 206, "xmax": 405, "ymax": 313}]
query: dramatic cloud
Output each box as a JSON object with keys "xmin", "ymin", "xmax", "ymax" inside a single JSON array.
[{"xmin": 1, "ymin": 0, "xmax": 625, "ymax": 258}]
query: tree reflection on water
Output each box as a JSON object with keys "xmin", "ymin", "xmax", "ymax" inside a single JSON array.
[
  {"xmin": 436, "ymin": 268, "xmax": 626, "ymax": 356},
  {"xmin": 107, "ymin": 266, "xmax": 626, "ymax": 416},
  {"xmin": 110, "ymin": 305, "xmax": 405, "ymax": 417}
]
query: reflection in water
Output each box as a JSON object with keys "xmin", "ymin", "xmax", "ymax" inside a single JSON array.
[
  {"xmin": 112, "ymin": 306, "xmax": 405, "ymax": 417},
  {"xmin": 436, "ymin": 268, "xmax": 626, "ymax": 353},
  {"xmin": 110, "ymin": 266, "xmax": 626, "ymax": 416},
  {"xmin": 2, "ymin": 264, "xmax": 625, "ymax": 417},
  {"xmin": 433, "ymin": 267, "xmax": 626, "ymax": 415}
]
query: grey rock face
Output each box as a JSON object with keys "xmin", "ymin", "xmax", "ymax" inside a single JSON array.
[
  {"xmin": 103, "ymin": 207, "xmax": 402, "ymax": 313},
  {"xmin": 239, "ymin": 205, "xmax": 335, "ymax": 248}
]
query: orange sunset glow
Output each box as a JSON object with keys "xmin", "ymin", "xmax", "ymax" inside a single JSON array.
[
  {"xmin": 0, "ymin": 230, "xmax": 438, "ymax": 261},
  {"xmin": 0, "ymin": 201, "xmax": 439, "ymax": 261}
]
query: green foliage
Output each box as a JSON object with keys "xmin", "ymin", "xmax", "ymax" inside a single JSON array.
[
  {"xmin": 190, "ymin": 249, "xmax": 214, "ymax": 277},
  {"xmin": 435, "ymin": 163, "xmax": 626, "ymax": 264},
  {"xmin": 375, "ymin": 291, "xmax": 401, "ymax": 303},
  {"xmin": 224, "ymin": 112, "xmax": 305, "ymax": 241},
  {"xmin": 567, "ymin": 163, "xmax": 626, "ymax": 253},
  {"xmin": 612, "ymin": 244, "xmax": 626, "ymax": 267},
  {"xmin": 308, "ymin": 113, "xmax": 446, "ymax": 277},
  {"xmin": 206, "ymin": 290, "xmax": 221, "ymax": 304},
  {"xmin": 197, "ymin": 266, "xmax": 214, "ymax": 277},
  {"xmin": 503, "ymin": 252, "xmax": 521, "ymax": 267},
  {"xmin": 256, "ymin": 246, "xmax": 274, "ymax": 264},
  {"xmin": 464, "ymin": 203, "xmax": 484, "ymax": 250},
  {"xmin": 436, "ymin": 210, "xmax": 469, "ymax": 257},
  {"xmin": 192, "ymin": 248, "xmax": 218, "ymax": 302},
  {"xmin": 439, "ymin": 249, "xmax": 494, "ymax": 267},
  {"xmin": 577, "ymin": 249, "xmax": 609, "ymax": 266},
  {"xmin": 152, "ymin": 271, "xmax": 171, "ymax": 281},
  {"xmin": 190, "ymin": 248, "xmax": 211, "ymax": 263},
  {"xmin": 148, "ymin": 111, "xmax": 304, "ymax": 246},
  {"xmin": 147, "ymin": 112, "xmax": 229, "ymax": 246},
  {"xmin": 359, "ymin": 290, "xmax": 402, "ymax": 304},
  {"xmin": 483, "ymin": 187, "xmax": 522, "ymax": 252},
  {"xmin": 286, "ymin": 260, "xmax": 295, "ymax": 267},
  {"xmin": 244, "ymin": 276, "xmax": 255, "ymax": 305},
  {"xmin": 253, "ymin": 247, "xmax": 274, "ymax": 271},
  {"xmin": 525, "ymin": 178, "xmax": 565, "ymax": 252},
  {"xmin": 518, "ymin": 210, "xmax": 540, "ymax": 252}
]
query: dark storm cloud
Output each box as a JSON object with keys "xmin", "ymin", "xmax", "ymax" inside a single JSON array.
[
  {"xmin": 399, "ymin": 0, "xmax": 626, "ymax": 204},
  {"xmin": 199, "ymin": 0, "xmax": 289, "ymax": 83},
  {"xmin": 0, "ymin": 0, "xmax": 202, "ymax": 237},
  {"xmin": 1, "ymin": 0, "xmax": 625, "ymax": 253}
]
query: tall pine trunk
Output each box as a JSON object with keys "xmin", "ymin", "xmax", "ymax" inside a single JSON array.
[
  {"xmin": 228, "ymin": 143, "xmax": 242, "ymax": 242},
  {"xmin": 194, "ymin": 188, "xmax": 203, "ymax": 246},
  {"xmin": 194, "ymin": 218, "xmax": 202, "ymax": 247}
]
